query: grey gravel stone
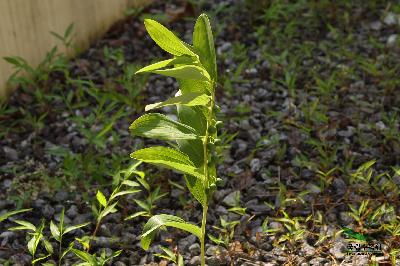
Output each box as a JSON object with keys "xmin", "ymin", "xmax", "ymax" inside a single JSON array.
[
  {"xmin": 370, "ymin": 21, "xmax": 382, "ymax": 30},
  {"xmin": 301, "ymin": 242, "xmax": 316, "ymax": 257},
  {"xmin": 178, "ymin": 234, "xmax": 197, "ymax": 251},
  {"xmin": 309, "ymin": 257, "xmax": 325, "ymax": 265},
  {"xmin": 329, "ymin": 239, "xmax": 346, "ymax": 259},
  {"xmin": 189, "ymin": 243, "xmax": 201, "ymax": 256},
  {"xmin": 333, "ymin": 178, "xmax": 347, "ymax": 195},
  {"xmin": 0, "ymin": 231, "xmax": 16, "ymax": 246},
  {"xmin": 189, "ymin": 256, "xmax": 201, "ymax": 266},
  {"xmin": 33, "ymin": 199, "xmax": 46, "ymax": 208},
  {"xmin": 66, "ymin": 205, "xmax": 78, "ymax": 218},
  {"xmin": 217, "ymin": 42, "xmax": 231, "ymax": 54},
  {"xmin": 54, "ymin": 212, "xmax": 71, "ymax": 224},
  {"xmin": 306, "ymin": 183, "xmax": 322, "ymax": 194},
  {"xmin": 73, "ymin": 213, "xmax": 92, "ymax": 224},
  {"xmin": 215, "ymin": 205, "xmax": 228, "ymax": 215},
  {"xmin": 245, "ymin": 199, "xmax": 271, "ymax": 214},
  {"xmin": 250, "ymin": 158, "xmax": 261, "ymax": 172},
  {"xmin": 42, "ymin": 204, "xmax": 55, "ymax": 218},
  {"xmin": 3, "ymin": 147, "xmax": 18, "ymax": 161},
  {"xmin": 222, "ymin": 191, "xmax": 240, "ymax": 207},
  {"xmin": 54, "ymin": 190, "xmax": 69, "ymax": 202},
  {"xmin": 10, "ymin": 254, "xmax": 32, "ymax": 265},
  {"xmin": 339, "ymin": 212, "xmax": 354, "ymax": 225},
  {"xmin": 2, "ymin": 179, "xmax": 12, "ymax": 189},
  {"xmin": 387, "ymin": 34, "xmax": 398, "ymax": 46},
  {"xmin": 384, "ymin": 12, "xmax": 398, "ymax": 26}
]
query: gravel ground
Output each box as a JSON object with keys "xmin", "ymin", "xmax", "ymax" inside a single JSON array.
[{"xmin": 1, "ymin": 1, "xmax": 400, "ymax": 265}]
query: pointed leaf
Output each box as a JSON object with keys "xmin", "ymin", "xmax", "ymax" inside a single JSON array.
[
  {"xmin": 43, "ymin": 239, "xmax": 54, "ymax": 254},
  {"xmin": 11, "ymin": 220, "xmax": 36, "ymax": 231},
  {"xmin": 136, "ymin": 57, "xmax": 194, "ymax": 74},
  {"xmin": 160, "ymin": 246, "xmax": 176, "ymax": 259},
  {"xmin": 177, "ymin": 105, "xmax": 207, "ymax": 135},
  {"xmin": 98, "ymin": 202, "xmax": 118, "ymax": 221},
  {"xmin": 71, "ymin": 248, "xmax": 98, "ymax": 265},
  {"xmin": 178, "ymin": 254, "xmax": 184, "ymax": 266},
  {"xmin": 129, "ymin": 113, "xmax": 199, "ymax": 140},
  {"xmin": 32, "ymin": 254, "xmax": 52, "ymax": 264},
  {"xmin": 130, "ymin": 147, "xmax": 205, "ymax": 179},
  {"xmin": 145, "ymin": 92, "xmax": 210, "ymax": 111},
  {"xmin": 134, "ymin": 199, "xmax": 151, "ymax": 212},
  {"xmin": 151, "ymin": 65, "xmax": 210, "ymax": 81},
  {"xmin": 141, "ymin": 214, "xmax": 201, "ymax": 250},
  {"xmin": 28, "ymin": 234, "xmax": 42, "ymax": 255},
  {"xmin": 0, "ymin": 208, "xmax": 31, "ymax": 223},
  {"xmin": 193, "ymin": 13, "xmax": 217, "ymax": 81},
  {"xmin": 64, "ymin": 222, "xmax": 91, "ymax": 234},
  {"xmin": 27, "ymin": 236, "xmax": 37, "ymax": 255},
  {"xmin": 176, "ymin": 106, "xmax": 207, "ymax": 167},
  {"xmin": 50, "ymin": 221, "xmax": 60, "ymax": 241},
  {"xmin": 109, "ymin": 189, "xmax": 141, "ymax": 201},
  {"xmin": 96, "ymin": 191, "xmax": 107, "ymax": 207},
  {"xmin": 144, "ymin": 19, "xmax": 195, "ymax": 56},
  {"xmin": 122, "ymin": 180, "xmax": 141, "ymax": 187},
  {"xmin": 125, "ymin": 211, "xmax": 150, "ymax": 220},
  {"xmin": 185, "ymin": 174, "xmax": 207, "ymax": 206},
  {"xmin": 178, "ymin": 79, "xmax": 211, "ymax": 94}
]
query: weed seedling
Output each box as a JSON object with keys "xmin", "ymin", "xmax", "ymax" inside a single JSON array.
[
  {"xmin": 131, "ymin": 14, "xmax": 219, "ymax": 265},
  {"xmin": 89, "ymin": 162, "xmax": 142, "ymax": 251},
  {"xmin": 154, "ymin": 246, "xmax": 184, "ymax": 266}
]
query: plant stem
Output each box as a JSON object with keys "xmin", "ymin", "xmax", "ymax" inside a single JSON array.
[
  {"xmin": 200, "ymin": 205, "xmax": 208, "ymax": 266},
  {"xmin": 58, "ymin": 235, "xmax": 62, "ymax": 266}
]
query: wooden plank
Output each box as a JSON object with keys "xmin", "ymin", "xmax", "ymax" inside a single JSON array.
[{"xmin": 0, "ymin": 0, "xmax": 151, "ymax": 99}]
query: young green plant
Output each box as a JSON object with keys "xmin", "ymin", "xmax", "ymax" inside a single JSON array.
[{"xmin": 131, "ymin": 14, "xmax": 219, "ymax": 265}]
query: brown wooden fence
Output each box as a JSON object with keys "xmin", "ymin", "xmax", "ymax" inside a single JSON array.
[{"xmin": 0, "ymin": 0, "xmax": 151, "ymax": 99}]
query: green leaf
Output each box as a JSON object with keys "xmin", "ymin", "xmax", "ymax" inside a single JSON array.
[
  {"xmin": 32, "ymin": 254, "xmax": 52, "ymax": 264},
  {"xmin": 0, "ymin": 208, "xmax": 32, "ymax": 223},
  {"xmin": 160, "ymin": 246, "xmax": 176, "ymax": 259},
  {"xmin": 109, "ymin": 189, "xmax": 141, "ymax": 201},
  {"xmin": 178, "ymin": 254, "xmax": 184, "ymax": 266},
  {"xmin": 130, "ymin": 146, "xmax": 205, "ymax": 179},
  {"xmin": 134, "ymin": 199, "xmax": 151, "ymax": 212},
  {"xmin": 98, "ymin": 202, "xmax": 118, "ymax": 221},
  {"xmin": 121, "ymin": 180, "xmax": 141, "ymax": 187},
  {"xmin": 136, "ymin": 176, "xmax": 150, "ymax": 191},
  {"xmin": 141, "ymin": 214, "xmax": 201, "ymax": 250},
  {"xmin": 144, "ymin": 19, "xmax": 195, "ymax": 56},
  {"xmin": 123, "ymin": 162, "xmax": 145, "ymax": 179},
  {"xmin": 193, "ymin": 13, "xmax": 217, "ymax": 81},
  {"xmin": 178, "ymin": 79, "xmax": 211, "ymax": 94},
  {"xmin": 208, "ymin": 234, "xmax": 224, "ymax": 245},
  {"xmin": 96, "ymin": 190, "xmax": 107, "ymax": 207},
  {"xmin": 125, "ymin": 211, "xmax": 150, "ymax": 220},
  {"xmin": 151, "ymin": 65, "xmax": 210, "ymax": 81},
  {"xmin": 129, "ymin": 113, "xmax": 199, "ymax": 140},
  {"xmin": 145, "ymin": 92, "xmax": 210, "ymax": 111},
  {"xmin": 59, "ymin": 208, "xmax": 65, "ymax": 234},
  {"xmin": 176, "ymin": 106, "xmax": 207, "ymax": 167},
  {"xmin": 28, "ymin": 234, "xmax": 42, "ymax": 255},
  {"xmin": 64, "ymin": 222, "xmax": 91, "ymax": 235},
  {"xmin": 50, "ymin": 221, "xmax": 60, "ymax": 241},
  {"xmin": 185, "ymin": 174, "xmax": 207, "ymax": 206},
  {"xmin": 136, "ymin": 57, "xmax": 194, "ymax": 74},
  {"xmin": 71, "ymin": 248, "xmax": 98, "ymax": 266},
  {"xmin": 10, "ymin": 220, "xmax": 36, "ymax": 231},
  {"xmin": 43, "ymin": 239, "xmax": 54, "ymax": 254},
  {"xmin": 177, "ymin": 105, "xmax": 207, "ymax": 135}
]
